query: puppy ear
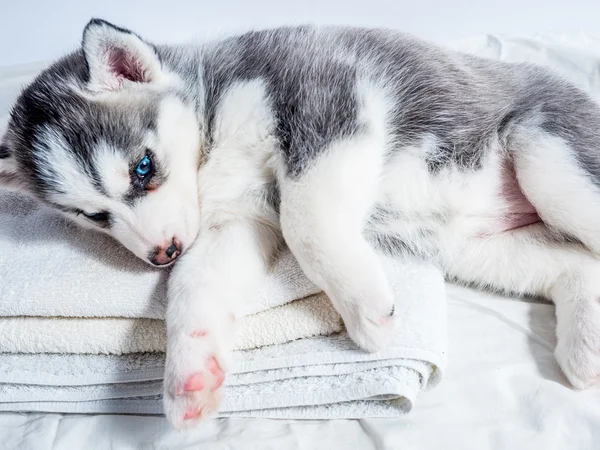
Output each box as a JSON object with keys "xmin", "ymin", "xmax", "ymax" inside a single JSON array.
[{"xmin": 82, "ymin": 18, "xmax": 163, "ymax": 92}]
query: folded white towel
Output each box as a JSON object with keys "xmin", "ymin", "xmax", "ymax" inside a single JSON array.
[
  {"xmin": 0, "ymin": 256, "xmax": 445, "ymax": 356},
  {"xmin": 0, "ymin": 334, "xmax": 443, "ymax": 418},
  {"xmin": 0, "ymin": 257, "xmax": 447, "ymax": 418},
  {"xmin": 0, "ymin": 191, "xmax": 319, "ymax": 319},
  {"xmin": 0, "ymin": 294, "xmax": 342, "ymax": 354}
]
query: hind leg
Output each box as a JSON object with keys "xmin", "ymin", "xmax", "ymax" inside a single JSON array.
[
  {"xmin": 278, "ymin": 135, "xmax": 397, "ymax": 352},
  {"xmin": 511, "ymin": 127, "xmax": 600, "ymax": 253},
  {"xmin": 507, "ymin": 128, "xmax": 600, "ymax": 387},
  {"xmin": 444, "ymin": 225, "xmax": 600, "ymax": 389}
]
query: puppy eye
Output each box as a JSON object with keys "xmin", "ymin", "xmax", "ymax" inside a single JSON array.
[
  {"xmin": 135, "ymin": 155, "xmax": 152, "ymax": 179},
  {"xmin": 81, "ymin": 211, "xmax": 109, "ymax": 222}
]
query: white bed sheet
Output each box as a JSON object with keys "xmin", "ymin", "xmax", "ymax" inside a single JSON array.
[{"xmin": 2, "ymin": 31, "xmax": 600, "ymax": 449}]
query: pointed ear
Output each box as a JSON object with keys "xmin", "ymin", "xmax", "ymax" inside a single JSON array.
[{"xmin": 82, "ymin": 18, "xmax": 163, "ymax": 92}]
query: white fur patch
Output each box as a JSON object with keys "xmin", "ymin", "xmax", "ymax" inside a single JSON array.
[
  {"xmin": 94, "ymin": 144, "xmax": 130, "ymax": 199},
  {"xmin": 198, "ymin": 79, "xmax": 279, "ymax": 229},
  {"xmin": 276, "ymin": 82, "xmax": 397, "ymax": 353}
]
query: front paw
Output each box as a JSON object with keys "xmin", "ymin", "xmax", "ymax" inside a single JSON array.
[{"xmin": 163, "ymin": 327, "xmax": 231, "ymax": 429}]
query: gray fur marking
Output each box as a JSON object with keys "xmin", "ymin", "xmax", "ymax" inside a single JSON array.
[
  {"xmin": 163, "ymin": 26, "xmax": 600, "ymax": 180},
  {"xmin": 5, "ymin": 23, "xmax": 600, "ymax": 198}
]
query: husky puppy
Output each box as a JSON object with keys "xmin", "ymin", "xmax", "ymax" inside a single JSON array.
[{"xmin": 2, "ymin": 18, "xmax": 600, "ymax": 428}]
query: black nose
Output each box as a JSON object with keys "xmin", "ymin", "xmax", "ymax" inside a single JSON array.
[
  {"xmin": 165, "ymin": 241, "xmax": 178, "ymax": 258},
  {"xmin": 149, "ymin": 238, "xmax": 182, "ymax": 266}
]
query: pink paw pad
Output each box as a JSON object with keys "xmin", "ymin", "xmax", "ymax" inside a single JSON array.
[
  {"xmin": 207, "ymin": 356, "xmax": 225, "ymax": 389},
  {"xmin": 190, "ymin": 330, "xmax": 207, "ymax": 337},
  {"xmin": 183, "ymin": 372, "xmax": 205, "ymax": 392},
  {"xmin": 183, "ymin": 406, "xmax": 205, "ymax": 421}
]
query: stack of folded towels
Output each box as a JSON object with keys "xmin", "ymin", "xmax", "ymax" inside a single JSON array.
[
  {"xmin": 0, "ymin": 64, "xmax": 446, "ymax": 418},
  {"xmin": 0, "ymin": 191, "xmax": 446, "ymax": 418}
]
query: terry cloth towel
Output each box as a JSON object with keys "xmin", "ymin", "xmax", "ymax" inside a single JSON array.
[
  {"xmin": 0, "ymin": 190, "xmax": 447, "ymax": 357},
  {"xmin": 0, "ymin": 294, "xmax": 343, "ymax": 354},
  {"xmin": 0, "ymin": 257, "xmax": 445, "ymax": 354},
  {"xmin": 0, "ymin": 191, "xmax": 319, "ymax": 319},
  {"xmin": 0, "ymin": 256, "xmax": 447, "ymax": 418}
]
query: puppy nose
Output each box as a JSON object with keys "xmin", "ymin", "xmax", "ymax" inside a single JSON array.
[{"xmin": 150, "ymin": 238, "xmax": 182, "ymax": 266}]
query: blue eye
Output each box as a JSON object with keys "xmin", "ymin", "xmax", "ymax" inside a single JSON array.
[{"xmin": 135, "ymin": 155, "xmax": 152, "ymax": 178}]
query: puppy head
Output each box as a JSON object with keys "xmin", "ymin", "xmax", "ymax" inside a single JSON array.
[{"xmin": 0, "ymin": 19, "xmax": 202, "ymax": 267}]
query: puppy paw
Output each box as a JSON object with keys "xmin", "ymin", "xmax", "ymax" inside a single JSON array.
[
  {"xmin": 344, "ymin": 304, "xmax": 397, "ymax": 352},
  {"xmin": 163, "ymin": 326, "xmax": 232, "ymax": 429},
  {"xmin": 554, "ymin": 301, "xmax": 600, "ymax": 389},
  {"xmin": 334, "ymin": 283, "xmax": 397, "ymax": 353},
  {"xmin": 553, "ymin": 270, "xmax": 600, "ymax": 389}
]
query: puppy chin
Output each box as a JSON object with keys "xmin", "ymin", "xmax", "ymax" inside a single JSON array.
[{"xmin": 149, "ymin": 260, "xmax": 177, "ymax": 269}]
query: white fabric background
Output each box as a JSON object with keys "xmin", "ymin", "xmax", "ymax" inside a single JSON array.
[{"xmin": 0, "ymin": 0, "xmax": 599, "ymax": 66}]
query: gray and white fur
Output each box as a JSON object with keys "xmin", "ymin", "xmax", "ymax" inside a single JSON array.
[{"xmin": 2, "ymin": 19, "xmax": 600, "ymax": 428}]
